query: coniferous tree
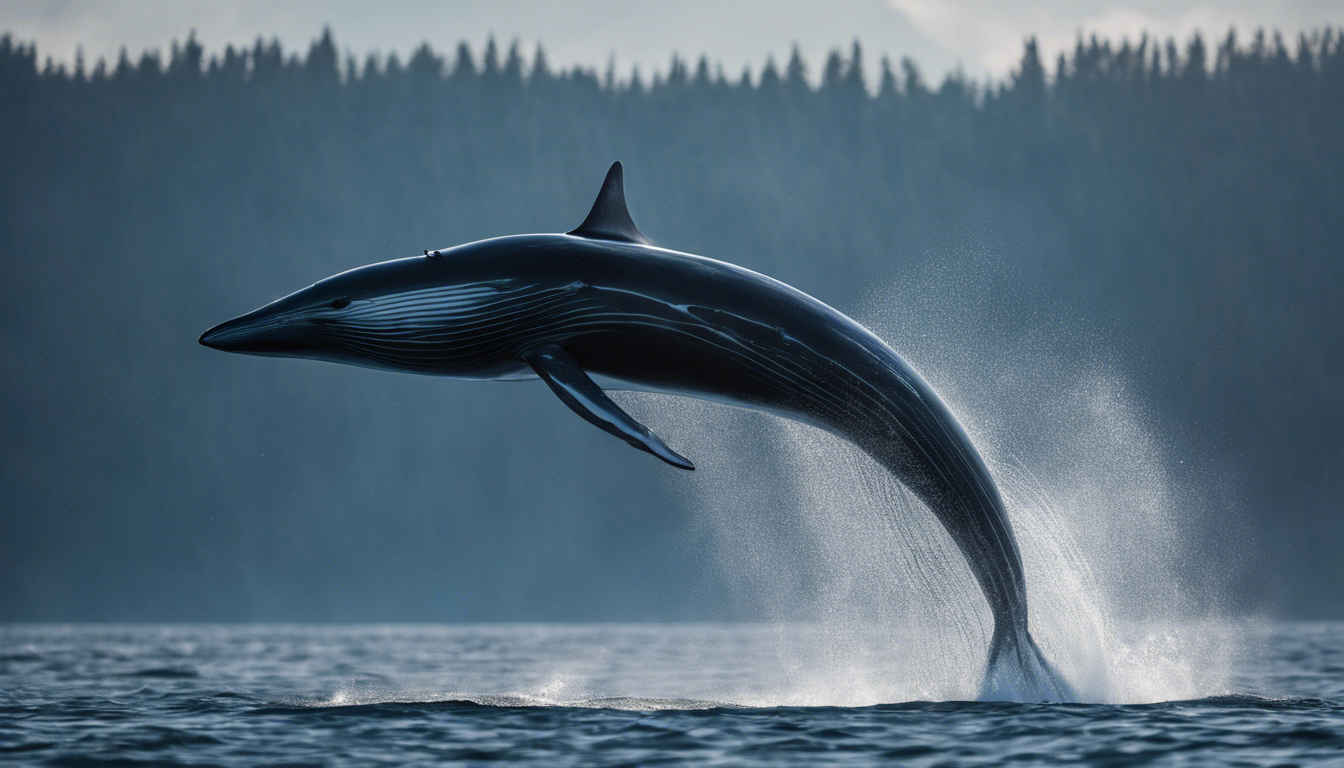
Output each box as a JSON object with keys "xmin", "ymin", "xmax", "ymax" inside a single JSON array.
[{"xmin": 785, "ymin": 44, "xmax": 808, "ymax": 99}]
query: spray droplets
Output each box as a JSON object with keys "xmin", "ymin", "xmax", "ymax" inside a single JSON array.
[{"xmin": 613, "ymin": 267, "xmax": 1251, "ymax": 705}]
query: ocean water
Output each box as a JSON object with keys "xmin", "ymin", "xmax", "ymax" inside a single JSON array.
[{"xmin": 2, "ymin": 622, "xmax": 1342, "ymax": 766}]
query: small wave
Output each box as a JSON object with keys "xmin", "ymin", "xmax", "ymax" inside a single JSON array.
[
  {"xmin": 0, "ymin": 741, "xmax": 54, "ymax": 754},
  {"xmin": 122, "ymin": 666, "xmax": 200, "ymax": 679},
  {"xmin": 254, "ymin": 692, "xmax": 743, "ymax": 715},
  {"xmin": 1134, "ymin": 693, "xmax": 1344, "ymax": 711},
  {"xmin": 75, "ymin": 726, "xmax": 229, "ymax": 752},
  {"xmin": 0, "ymin": 651, "xmax": 44, "ymax": 662}
]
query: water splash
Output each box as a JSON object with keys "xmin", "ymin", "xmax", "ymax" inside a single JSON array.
[{"xmin": 614, "ymin": 260, "xmax": 1254, "ymax": 705}]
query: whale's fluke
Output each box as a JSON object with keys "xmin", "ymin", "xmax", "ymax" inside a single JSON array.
[
  {"xmin": 523, "ymin": 344, "xmax": 694, "ymax": 470},
  {"xmin": 568, "ymin": 161, "xmax": 654, "ymax": 245},
  {"xmin": 980, "ymin": 627, "xmax": 1077, "ymax": 702}
]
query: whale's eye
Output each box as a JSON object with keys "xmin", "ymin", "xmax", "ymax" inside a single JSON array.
[{"xmin": 331, "ymin": 296, "xmax": 352, "ymax": 309}]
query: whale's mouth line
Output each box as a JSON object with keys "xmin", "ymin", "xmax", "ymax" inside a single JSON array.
[
  {"xmin": 200, "ymin": 315, "xmax": 288, "ymax": 352},
  {"xmin": 198, "ymin": 326, "xmax": 225, "ymax": 347}
]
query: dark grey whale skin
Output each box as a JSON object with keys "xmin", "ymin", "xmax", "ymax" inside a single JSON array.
[{"xmin": 201, "ymin": 164, "xmax": 1072, "ymax": 701}]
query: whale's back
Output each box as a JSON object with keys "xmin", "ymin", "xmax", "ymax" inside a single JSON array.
[{"xmin": 550, "ymin": 239, "xmax": 1029, "ymax": 632}]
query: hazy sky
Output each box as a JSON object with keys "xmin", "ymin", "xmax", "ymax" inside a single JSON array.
[{"xmin": 3, "ymin": 0, "xmax": 1342, "ymax": 80}]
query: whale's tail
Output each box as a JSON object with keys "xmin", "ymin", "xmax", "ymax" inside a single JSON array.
[{"xmin": 980, "ymin": 626, "xmax": 1077, "ymax": 702}]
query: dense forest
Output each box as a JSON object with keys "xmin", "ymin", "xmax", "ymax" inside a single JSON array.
[{"xmin": 1, "ymin": 28, "xmax": 1340, "ymax": 620}]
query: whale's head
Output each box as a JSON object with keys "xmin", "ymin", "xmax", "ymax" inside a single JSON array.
[
  {"xmin": 200, "ymin": 272, "xmax": 364, "ymax": 360},
  {"xmin": 199, "ymin": 243, "xmax": 540, "ymax": 375},
  {"xmin": 202, "ymin": 161, "xmax": 647, "ymax": 376}
]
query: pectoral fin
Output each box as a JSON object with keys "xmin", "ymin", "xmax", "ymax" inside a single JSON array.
[{"xmin": 522, "ymin": 344, "xmax": 694, "ymax": 470}]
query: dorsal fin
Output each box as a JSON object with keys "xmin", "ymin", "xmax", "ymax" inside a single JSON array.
[{"xmin": 567, "ymin": 161, "xmax": 654, "ymax": 245}]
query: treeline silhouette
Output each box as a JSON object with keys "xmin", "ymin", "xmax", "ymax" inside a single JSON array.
[{"xmin": 1, "ymin": 29, "xmax": 1340, "ymax": 620}]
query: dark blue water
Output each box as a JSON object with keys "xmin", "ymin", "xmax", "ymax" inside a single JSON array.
[{"xmin": 2, "ymin": 622, "xmax": 1342, "ymax": 766}]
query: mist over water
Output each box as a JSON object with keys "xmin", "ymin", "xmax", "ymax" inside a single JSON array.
[{"xmin": 616, "ymin": 258, "xmax": 1256, "ymax": 705}]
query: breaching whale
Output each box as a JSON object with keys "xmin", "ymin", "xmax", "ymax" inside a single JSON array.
[{"xmin": 201, "ymin": 162, "xmax": 1075, "ymax": 701}]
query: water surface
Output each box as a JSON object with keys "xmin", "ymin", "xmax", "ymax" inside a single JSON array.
[{"xmin": 2, "ymin": 622, "xmax": 1342, "ymax": 766}]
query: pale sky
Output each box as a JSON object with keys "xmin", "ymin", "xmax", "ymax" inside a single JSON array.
[{"xmin": 3, "ymin": 0, "xmax": 1342, "ymax": 81}]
